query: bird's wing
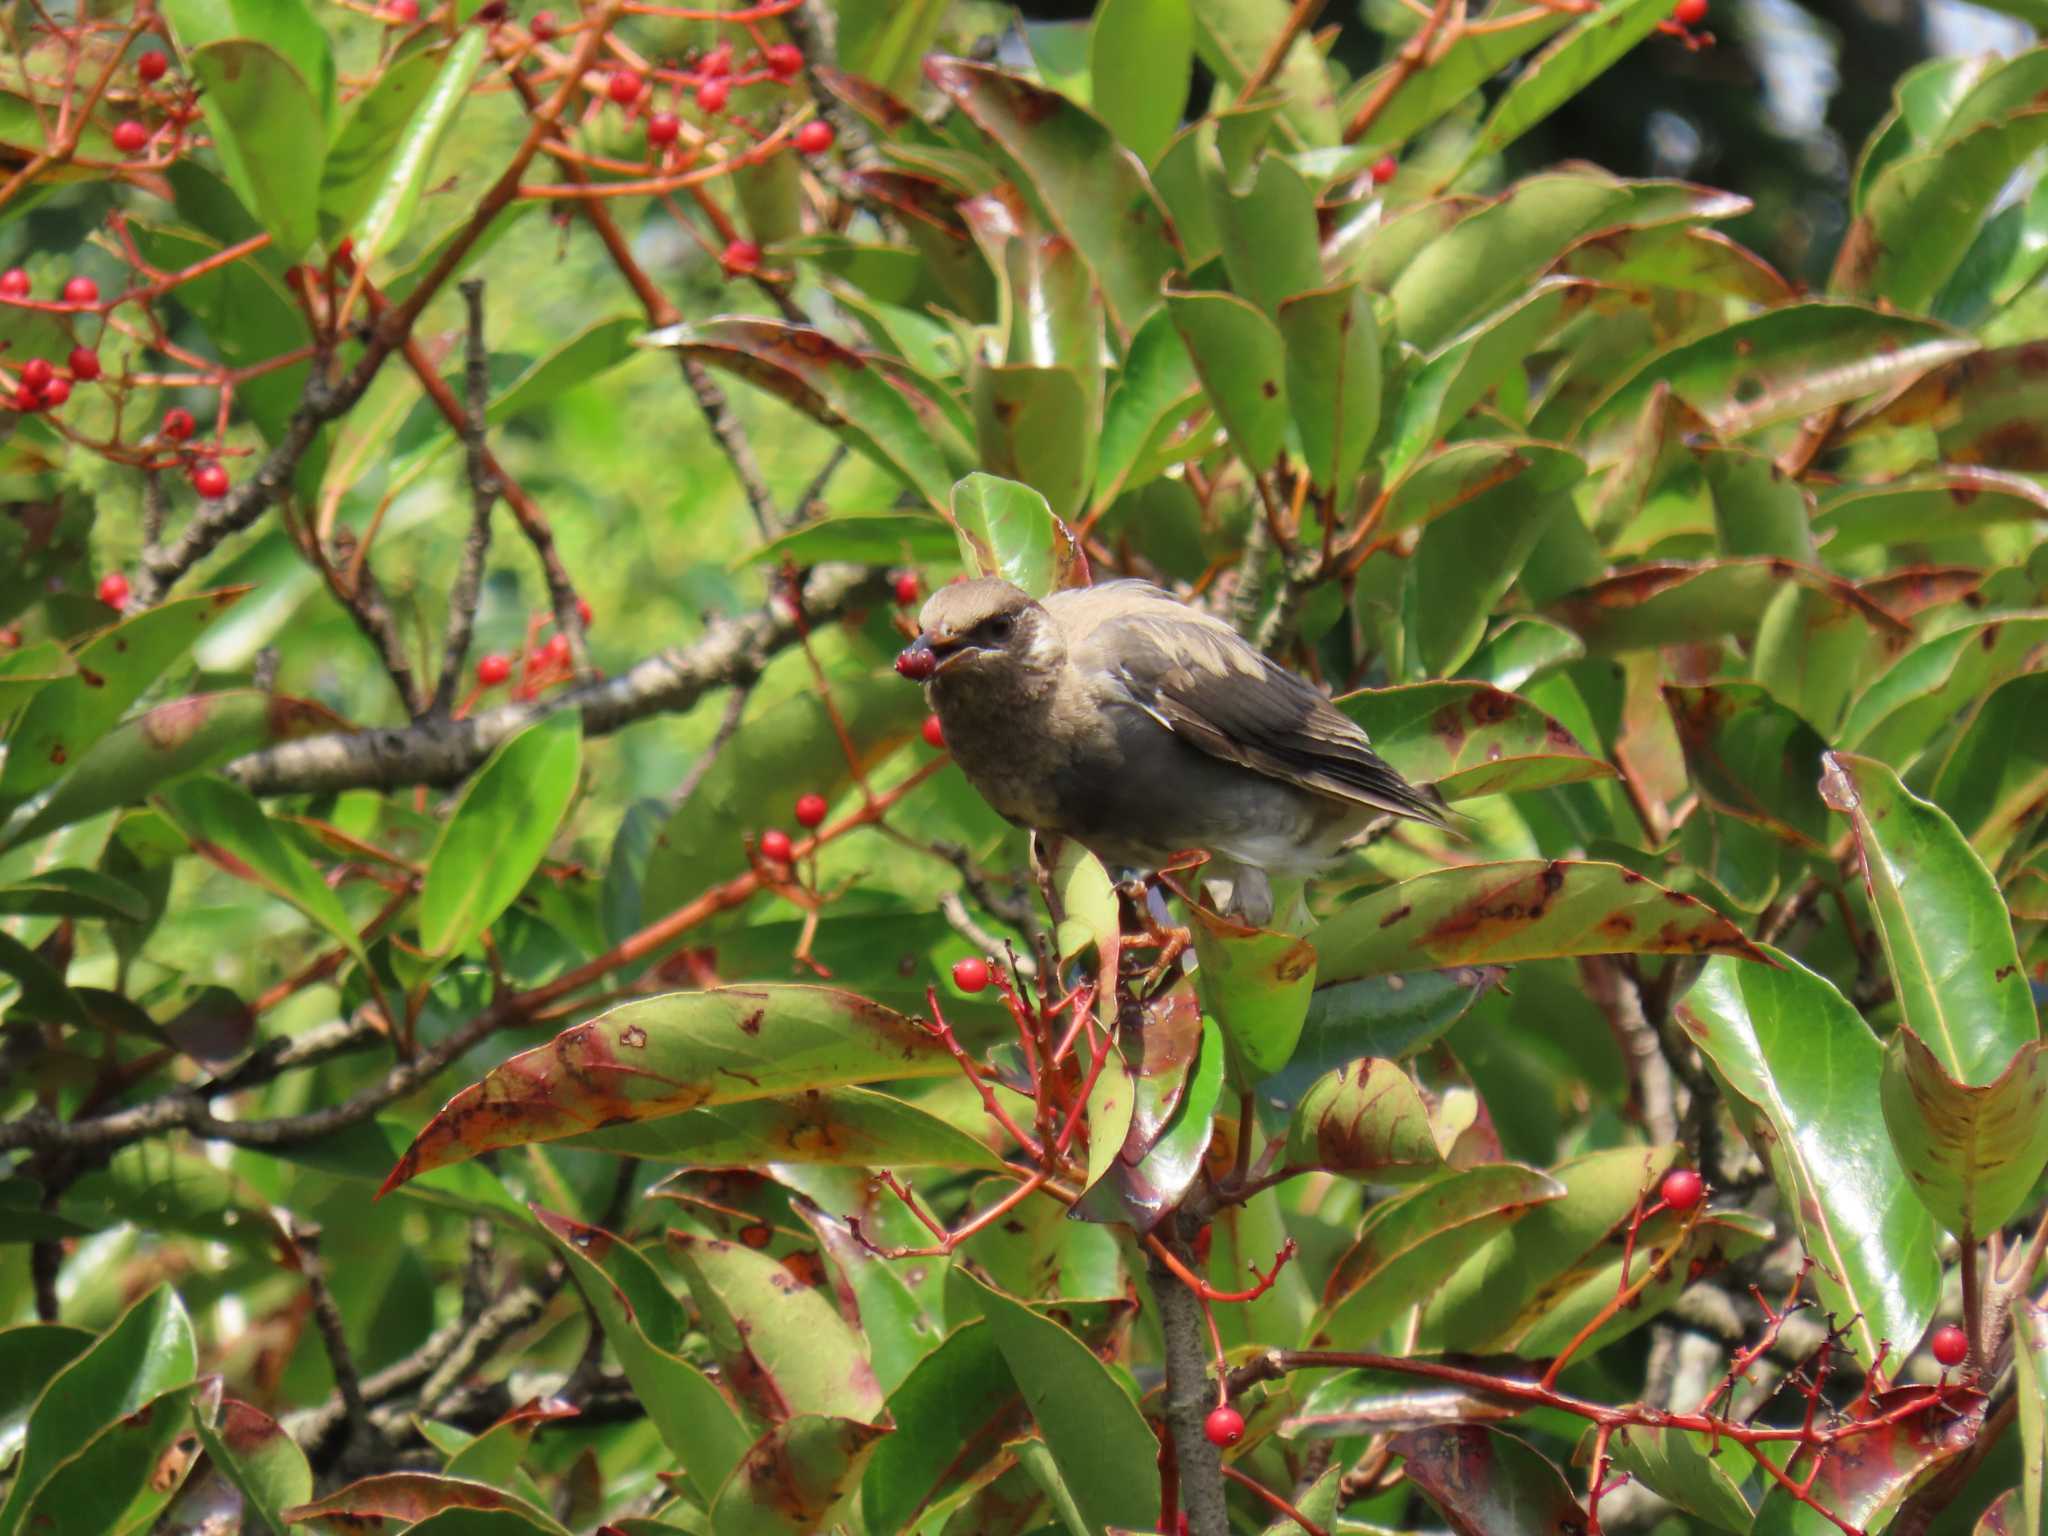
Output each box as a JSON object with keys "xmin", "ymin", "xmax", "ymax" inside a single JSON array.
[{"xmin": 1054, "ymin": 584, "xmax": 1447, "ymax": 825}]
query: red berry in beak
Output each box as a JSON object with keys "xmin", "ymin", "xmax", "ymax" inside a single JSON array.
[{"xmin": 895, "ymin": 645, "xmax": 935, "ymax": 680}]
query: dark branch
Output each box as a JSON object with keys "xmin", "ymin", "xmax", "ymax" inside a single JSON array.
[{"xmin": 433, "ymin": 279, "xmax": 500, "ymax": 715}]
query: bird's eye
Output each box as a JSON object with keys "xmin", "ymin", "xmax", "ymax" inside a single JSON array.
[{"xmin": 984, "ymin": 615, "xmax": 1015, "ymax": 642}]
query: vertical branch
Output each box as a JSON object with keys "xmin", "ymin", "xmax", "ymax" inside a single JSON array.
[
  {"xmin": 433, "ymin": 280, "xmax": 499, "ymax": 715},
  {"xmin": 293, "ymin": 1220, "xmax": 370, "ymax": 1451},
  {"xmin": 1148, "ymin": 1241, "xmax": 1230, "ymax": 1536}
]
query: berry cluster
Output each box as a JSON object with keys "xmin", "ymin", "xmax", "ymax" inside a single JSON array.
[{"xmin": 470, "ymin": 598, "xmax": 596, "ymax": 704}]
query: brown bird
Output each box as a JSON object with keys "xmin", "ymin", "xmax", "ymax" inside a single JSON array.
[{"xmin": 896, "ymin": 577, "xmax": 1446, "ymax": 922}]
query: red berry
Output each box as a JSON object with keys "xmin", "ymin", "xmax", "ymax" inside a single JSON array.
[
  {"xmin": 765, "ymin": 42, "xmax": 803, "ymax": 79},
  {"xmin": 1371, "ymin": 154, "xmax": 1398, "ymax": 186},
  {"xmin": 62, "ymin": 275, "xmax": 98, "ymax": 305},
  {"xmin": 20, "ymin": 358, "xmax": 52, "ymax": 391},
  {"xmin": 0, "ymin": 268, "xmax": 27, "ymax": 299},
  {"xmin": 12, "ymin": 383, "xmax": 39, "ymax": 411},
  {"xmin": 389, "ymin": 0, "xmax": 420, "ymax": 19},
  {"xmin": 529, "ymin": 9, "xmax": 556, "ymax": 38},
  {"xmin": 1672, "ymin": 0, "xmax": 1707, "ymax": 22},
  {"xmin": 1931, "ymin": 1323, "xmax": 1968, "ymax": 1368},
  {"xmin": 476, "ymin": 652, "xmax": 512, "ymax": 686},
  {"xmin": 699, "ymin": 43, "xmax": 732, "ymax": 78},
  {"xmin": 952, "ymin": 955, "xmax": 989, "ymax": 993},
  {"xmin": 1204, "ymin": 1406, "xmax": 1244, "ymax": 1447},
  {"xmin": 1659, "ymin": 1168, "xmax": 1704, "ymax": 1211},
  {"xmin": 137, "ymin": 49, "xmax": 169, "ymax": 82},
  {"xmin": 893, "ymin": 571, "xmax": 919, "ymax": 605},
  {"xmin": 721, "ymin": 238, "xmax": 760, "ymax": 271},
  {"xmin": 697, "ymin": 77, "xmax": 730, "ymax": 114},
  {"xmin": 191, "ymin": 461, "xmax": 229, "ymax": 498},
  {"xmin": 97, "ymin": 571, "xmax": 131, "ymax": 609},
  {"xmin": 40, "ymin": 377, "xmax": 69, "ymax": 407},
  {"xmin": 795, "ymin": 121, "xmax": 834, "ymax": 155},
  {"xmin": 607, "ymin": 68, "xmax": 642, "ymax": 105},
  {"xmin": 162, "ymin": 407, "xmax": 195, "ymax": 441},
  {"xmin": 647, "ymin": 110, "xmax": 680, "ymax": 146},
  {"xmin": 576, "ymin": 596, "xmax": 593, "ymax": 628},
  {"xmin": 921, "ymin": 714, "xmax": 945, "ymax": 749},
  {"xmin": 759, "ymin": 827, "xmax": 793, "ymax": 863},
  {"xmin": 794, "ymin": 792, "xmax": 828, "ymax": 829},
  {"xmin": 68, "ymin": 346, "xmax": 100, "ymax": 381},
  {"xmin": 544, "ymin": 631, "xmax": 572, "ymax": 665},
  {"xmin": 895, "ymin": 646, "xmax": 935, "ymax": 681},
  {"xmin": 113, "ymin": 120, "xmax": 149, "ymax": 154}
]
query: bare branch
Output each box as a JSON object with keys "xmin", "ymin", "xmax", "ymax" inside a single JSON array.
[{"xmin": 433, "ymin": 279, "xmax": 500, "ymax": 715}]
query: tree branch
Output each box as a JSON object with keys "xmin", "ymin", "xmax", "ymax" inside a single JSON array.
[{"xmin": 433, "ymin": 279, "xmax": 500, "ymax": 715}]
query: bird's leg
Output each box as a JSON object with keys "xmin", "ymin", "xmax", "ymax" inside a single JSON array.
[
  {"xmin": 1029, "ymin": 831, "xmax": 1069, "ymax": 933},
  {"xmin": 1122, "ymin": 862, "xmax": 1201, "ymax": 998}
]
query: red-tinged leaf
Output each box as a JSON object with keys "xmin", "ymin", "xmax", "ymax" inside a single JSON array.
[
  {"xmin": 1392, "ymin": 1423, "xmax": 1590, "ymax": 1535},
  {"xmin": 1074, "ymin": 1015, "xmax": 1224, "ymax": 1229},
  {"xmin": 1881, "ymin": 1026, "xmax": 2048, "ymax": 1239},
  {"xmin": 1286, "ymin": 1357, "xmax": 1530, "ymax": 1439},
  {"xmin": 924, "ymin": 57, "xmax": 1179, "ymax": 343},
  {"xmin": 1550, "ymin": 559, "xmax": 1909, "ymax": 654},
  {"xmin": 283, "ymin": 1473, "xmax": 568, "ymax": 1532},
  {"xmin": 1664, "ymin": 683, "xmax": 1832, "ymax": 848},
  {"xmin": 1312, "ymin": 860, "xmax": 1768, "ymax": 985},
  {"xmin": 1979, "ymin": 1489, "xmax": 2027, "ymax": 1536},
  {"xmin": 642, "ymin": 318, "xmax": 965, "ymax": 513},
  {"xmin": 1813, "ymin": 467, "xmax": 2048, "ymax": 554},
  {"xmin": 1189, "ymin": 903, "xmax": 1317, "ymax": 1085},
  {"xmin": 1338, "ymin": 682, "xmax": 1615, "ymax": 802},
  {"xmin": 191, "ymin": 1398, "xmax": 309, "ymax": 1536},
  {"xmin": 380, "ymin": 989, "xmax": 955, "ymax": 1196},
  {"xmin": 1855, "ymin": 565, "xmax": 1982, "ymax": 621},
  {"xmin": 708, "ymin": 1416, "xmax": 886, "ymax": 1536},
  {"xmin": 560, "ymin": 1087, "xmax": 1004, "ymax": 1170},
  {"xmin": 667, "ymin": 1229, "xmax": 885, "ymax": 1424},
  {"xmin": 1753, "ymin": 1386, "xmax": 1985, "ymax": 1534},
  {"xmin": 1285, "ymin": 1057, "xmax": 1445, "ymax": 1182},
  {"xmin": 811, "ymin": 66, "xmax": 936, "ymax": 143},
  {"xmin": 1820, "ymin": 752, "xmax": 2038, "ymax": 1086},
  {"xmin": 1852, "ymin": 340, "xmax": 2048, "ymax": 471},
  {"xmin": 861, "ymin": 1321, "xmax": 1026, "ymax": 1536},
  {"xmin": 950, "ymin": 472, "xmax": 1089, "ymax": 597},
  {"xmin": 1117, "ymin": 981, "xmax": 1205, "ymax": 1160}
]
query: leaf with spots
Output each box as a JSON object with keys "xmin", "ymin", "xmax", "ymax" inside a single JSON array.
[
  {"xmin": 560, "ymin": 1087, "xmax": 1004, "ymax": 1170},
  {"xmin": 0, "ymin": 588, "xmax": 249, "ymax": 809},
  {"xmin": 1285, "ymin": 1057, "xmax": 1445, "ymax": 1183},
  {"xmin": 282, "ymin": 1473, "xmax": 569, "ymax": 1533},
  {"xmin": 1749, "ymin": 1385, "xmax": 1986, "ymax": 1536},
  {"xmin": 1840, "ymin": 615, "xmax": 2048, "ymax": 767},
  {"xmin": 668, "ymin": 1227, "xmax": 885, "ymax": 1424},
  {"xmin": 860, "ymin": 1321, "xmax": 1027, "ymax": 1536},
  {"xmin": 1680, "ymin": 952, "xmax": 1940, "ymax": 1364},
  {"xmin": 1312, "ymin": 860, "xmax": 1767, "ymax": 986},
  {"xmin": 1811, "ymin": 467, "xmax": 2048, "ymax": 554},
  {"xmin": 20, "ymin": 1376, "xmax": 221, "ymax": 1536},
  {"xmin": 1337, "ymin": 682, "xmax": 1615, "ymax": 802},
  {"xmin": 1664, "ymin": 683, "xmax": 1832, "ymax": 848},
  {"xmin": 380, "ymin": 988, "xmax": 958, "ymax": 1194},
  {"xmin": 1881, "ymin": 1026, "xmax": 2048, "ymax": 1240},
  {"xmin": 1392, "ymin": 1424, "xmax": 1589, "ymax": 1536},
  {"xmin": 191, "ymin": 1398, "xmax": 310, "ymax": 1536},
  {"xmin": 1189, "ymin": 903, "xmax": 1316, "ymax": 1086},
  {"xmin": 710, "ymin": 1414, "xmax": 888, "ymax": 1536},
  {"xmin": 1166, "ymin": 289, "xmax": 1289, "ymax": 472},
  {"xmin": 1820, "ymin": 752, "xmax": 2038, "ymax": 1086},
  {"xmin": 951, "ymin": 472, "xmax": 1089, "ymax": 598},
  {"xmin": 1549, "ymin": 559, "xmax": 1908, "ymax": 655}
]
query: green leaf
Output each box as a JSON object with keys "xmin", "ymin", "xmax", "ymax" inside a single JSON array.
[
  {"xmin": 1078, "ymin": 1015, "xmax": 1224, "ymax": 1227},
  {"xmin": 1212, "ymin": 155, "xmax": 1322, "ymax": 319},
  {"xmin": 319, "ymin": 51, "xmax": 442, "ymax": 235},
  {"xmin": 1812, "ymin": 469, "xmax": 2048, "ymax": 554},
  {"xmin": 0, "ymin": 589, "xmax": 249, "ymax": 807},
  {"xmin": 1094, "ymin": 308, "xmax": 1202, "ymax": 511},
  {"xmin": 161, "ymin": 0, "xmax": 335, "ymax": 123},
  {"xmin": 1188, "ymin": 0, "xmax": 1339, "ymax": 146},
  {"xmin": 0, "ymin": 929, "xmax": 88, "ymax": 1027},
  {"xmin": 1460, "ymin": 0, "xmax": 1677, "ymax": 168},
  {"xmin": 532, "ymin": 1207, "xmax": 752, "ymax": 1503},
  {"xmin": 711, "ymin": 1415, "xmax": 887, "ymax": 1536},
  {"xmin": 971, "ymin": 366, "xmax": 1093, "ymax": 523},
  {"xmin": 1881, "ymin": 1027, "xmax": 2048, "ymax": 1239},
  {"xmin": 1188, "ymin": 905, "xmax": 1316, "ymax": 1084},
  {"xmin": 1664, "ymin": 683, "xmax": 1831, "ymax": 847},
  {"xmin": 1, "ymin": 690, "xmax": 349, "ymax": 850},
  {"xmin": 1581, "ymin": 303, "xmax": 1975, "ymax": 463},
  {"xmin": 0, "ymin": 1325, "xmax": 91, "ymax": 1467},
  {"xmin": 1313, "ymin": 1164, "xmax": 1564, "ymax": 1346},
  {"xmin": 1394, "ymin": 1425, "xmax": 1592, "ymax": 1535},
  {"xmin": 1930, "ymin": 672, "xmax": 2048, "ymax": 864},
  {"xmin": 1263, "ymin": 966, "xmax": 1502, "ymax": 1111},
  {"xmin": 860, "ymin": 1326, "xmax": 1017, "ymax": 1536},
  {"xmin": 418, "ymin": 711, "xmax": 580, "ymax": 958},
  {"xmin": 193, "ymin": 1398, "xmax": 312, "ymax": 1536},
  {"xmin": 155, "ymin": 776, "xmax": 367, "ymax": 969},
  {"xmin": 1286, "ymin": 1058, "xmax": 1445, "ymax": 1182},
  {"xmin": 1166, "ymin": 289, "xmax": 1288, "ymax": 471},
  {"xmin": 925, "ymin": 58, "xmax": 1179, "ymax": 343},
  {"xmin": 1337, "ymin": 681, "xmax": 1613, "ymax": 801},
  {"xmin": 382, "ymin": 988, "xmax": 957, "ymax": 1191},
  {"xmin": 1841, "ymin": 615, "xmax": 2048, "ymax": 766},
  {"xmin": 282, "ymin": 1474, "xmax": 568, "ymax": 1534},
  {"xmin": 1461, "ymin": 616, "xmax": 1586, "ymax": 692},
  {"xmin": 1342, "ymin": 13, "xmax": 1569, "ymax": 153},
  {"xmin": 1278, "ymin": 283, "xmax": 1380, "ymax": 496},
  {"xmin": 669, "ymin": 1228, "xmax": 884, "ymax": 1422},
  {"xmin": 643, "ymin": 319, "xmax": 964, "ymax": 513},
  {"xmin": 953, "ymin": 1268, "xmax": 1160, "ymax": 1532},
  {"xmin": 965, "ymin": 1185, "xmax": 1125, "ymax": 1301},
  {"xmin": 836, "ymin": 0, "xmax": 951, "ymax": 95},
  {"xmin": 1088, "ymin": 0, "xmax": 1191, "ymax": 164},
  {"xmin": 1419, "ymin": 1144, "xmax": 1674, "ymax": 1350},
  {"xmin": 746, "ymin": 514, "xmax": 960, "ymax": 572},
  {"xmin": 1701, "ymin": 447, "xmax": 1815, "ymax": 561},
  {"xmin": 0, "ymin": 868, "xmax": 148, "ymax": 923},
  {"xmin": 2018, "ymin": 1302, "xmax": 2047, "ymax": 1536},
  {"xmin": 0, "ymin": 1285, "xmax": 196, "ymax": 1536},
  {"xmin": 180, "ymin": 41, "xmax": 325, "ymax": 258},
  {"xmin": 1607, "ymin": 1424, "xmax": 1754, "ymax": 1532},
  {"xmin": 1680, "ymin": 952, "xmax": 1942, "ymax": 1364},
  {"xmin": 1553, "ymin": 559, "xmax": 1904, "ymax": 656},
  {"xmin": 951, "ymin": 472, "xmax": 1088, "ymax": 597},
  {"xmin": 1819, "ymin": 752, "xmax": 2037, "ymax": 1086},
  {"xmin": 1313, "ymin": 860, "xmax": 1765, "ymax": 984},
  {"xmin": 558, "ymin": 1087, "xmax": 1005, "ymax": 1170},
  {"xmin": 21, "ymin": 1377, "xmax": 219, "ymax": 1536},
  {"xmin": 1749, "ymin": 1386, "xmax": 1978, "ymax": 1535}
]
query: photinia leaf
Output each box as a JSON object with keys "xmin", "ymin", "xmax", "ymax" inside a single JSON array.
[
  {"xmin": 1459, "ymin": 0, "xmax": 1677, "ymax": 168},
  {"xmin": 951, "ymin": 472, "xmax": 1089, "ymax": 597},
  {"xmin": 1165, "ymin": 288, "xmax": 1289, "ymax": 472},
  {"xmin": 20, "ymin": 1377, "xmax": 221, "ymax": 1536},
  {"xmin": 1880, "ymin": 1026, "xmax": 2048, "ymax": 1239},
  {"xmin": 1088, "ymin": 0, "xmax": 1192, "ymax": 164},
  {"xmin": 1285, "ymin": 1058, "xmax": 1445, "ymax": 1182},
  {"xmin": 1188, "ymin": 904, "xmax": 1316, "ymax": 1085},
  {"xmin": 1394, "ymin": 1424, "xmax": 1594, "ymax": 1535},
  {"xmin": 179, "ymin": 41, "xmax": 325, "ymax": 259},
  {"xmin": 349, "ymin": 30, "xmax": 485, "ymax": 262},
  {"xmin": 283, "ymin": 1474, "xmax": 568, "ymax": 1533},
  {"xmin": 1339, "ymin": 681, "xmax": 1613, "ymax": 802},
  {"xmin": 709, "ymin": 1414, "xmax": 888, "ymax": 1536},
  {"xmin": 1277, "ymin": 283, "xmax": 1381, "ymax": 496},
  {"xmin": 1664, "ymin": 683, "xmax": 1831, "ymax": 848},
  {"xmin": 192, "ymin": 1398, "xmax": 311, "ymax": 1536},
  {"xmin": 1606, "ymin": 1423, "xmax": 1755, "ymax": 1532}
]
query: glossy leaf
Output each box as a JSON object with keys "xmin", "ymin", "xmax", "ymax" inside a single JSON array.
[
  {"xmin": 0, "ymin": 868, "xmax": 147, "ymax": 923},
  {"xmin": 952, "ymin": 473, "xmax": 1088, "ymax": 598},
  {"xmin": 0, "ymin": 589, "xmax": 248, "ymax": 806},
  {"xmin": 860, "ymin": 1321, "xmax": 1022, "ymax": 1536},
  {"xmin": 1313, "ymin": 860, "xmax": 1765, "ymax": 984},
  {"xmin": 531, "ymin": 1207, "xmax": 753, "ymax": 1501},
  {"xmin": 748, "ymin": 513, "xmax": 961, "ymax": 571},
  {"xmin": 1461, "ymin": 0, "xmax": 1676, "ymax": 167},
  {"xmin": 1841, "ymin": 615, "xmax": 2048, "ymax": 766},
  {"xmin": 194, "ymin": 1398, "xmax": 312, "ymax": 1536},
  {"xmin": 1278, "ymin": 283, "xmax": 1380, "ymax": 495},
  {"xmin": 711, "ymin": 1415, "xmax": 886, "ymax": 1536},
  {"xmin": 179, "ymin": 41, "xmax": 324, "ymax": 257},
  {"xmin": 925, "ymin": 57, "xmax": 1179, "ymax": 342},
  {"xmin": 381, "ymin": 988, "xmax": 957, "ymax": 1192},
  {"xmin": 1285, "ymin": 1057, "xmax": 1444, "ymax": 1182},
  {"xmin": 0, "ymin": 1325, "xmax": 92, "ymax": 1468},
  {"xmin": 1166, "ymin": 289, "xmax": 1289, "ymax": 471},
  {"xmin": 1881, "ymin": 1026, "xmax": 2048, "ymax": 1238},
  {"xmin": 1393, "ymin": 1424, "xmax": 1586, "ymax": 1535},
  {"xmin": 1607, "ymin": 1424, "xmax": 1755, "ymax": 1533},
  {"xmin": 1212, "ymin": 154, "xmax": 1321, "ymax": 319},
  {"xmin": 1813, "ymin": 467, "xmax": 2048, "ymax": 554},
  {"xmin": 1094, "ymin": 308, "xmax": 1202, "ymax": 510},
  {"xmin": 1680, "ymin": 952, "xmax": 1941, "ymax": 1363},
  {"xmin": 1750, "ymin": 1386, "xmax": 1984, "ymax": 1535},
  {"xmin": 419, "ymin": 710, "xmax": 581, "ymax": 958},
  {"xmin": 1262, "ymin": 966, "xmax": 1503, "ymax": 1112},
  {"xmin": 1187, "ymin": 0, "xmax": 1339, "ymax": 146},
  {"xmin": 1339, "ymin": 681, "xmax": 1612, "ymax": 802},
  {"xmin": 351, "ymin": 30, "xmax": 484, "ymax": 262},
  {"xmin": 1076, "ymin": 1015, "xmax": 1224, "ymax": 1228},
  {"xmin": 669, "ymin": 1227, "xmax": 885, "ymax": 1422},
  {"xmin": 1819, "ymin": 752, "xmax": 2037, "ymax": 1085},
  {"xmin": 1187, "ymin": 904, "xmax": 1316, "ymax": 1084},
  {"xmin": 1665, "ymin": 683, "xmax": 1831, "ymax": 847},
  {"xmin": 283, "ymin": 1474, "xmax": 568, "ymax": 1533},
  {"xmin": 1089, "ymin": 0, "xmax": 1192, "ymax": 163},
  {"xmin": 1346, "ymin": 14, "xmax": 1572, "ymax": 155},
  {"xmin": 1931, "ymin": 672, "xmax": 2048, "ymax": 864},
  {"xmin": 562, "ymin": 1087, "xmax": 1003, "ymax": 1169},
  {"xmin": 954, "ymin": 1268, "xmax": 1160, "ymax": 1532},
  {"xmin": 1553, "ymin": 559, "xmax": 1904, "ymax": 656},
  {"xmin": 21, "ymin": 1376, "xmax": 220, "ymax": 1536}
]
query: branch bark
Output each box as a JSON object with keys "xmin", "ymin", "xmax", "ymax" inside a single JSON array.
[{"xmin": 1148, "ymin": 1241, "xmax": 1230, "ymax": 1536}]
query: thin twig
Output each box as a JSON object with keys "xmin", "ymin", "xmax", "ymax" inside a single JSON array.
[{"xmin": 433, "ymin": 279, "xmax": 500, "ymax": 715}]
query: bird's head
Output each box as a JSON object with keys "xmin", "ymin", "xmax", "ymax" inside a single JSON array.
[{"xmin": 895, "ymin": 577, "xmax": 1060, "ymax": 688}]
